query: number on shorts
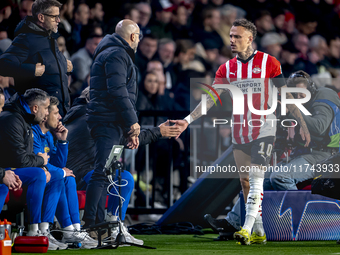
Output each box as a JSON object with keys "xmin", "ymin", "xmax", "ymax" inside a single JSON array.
[{"xmin": 258, "ymin": 142, "xmax": 273, "ymax": 157}]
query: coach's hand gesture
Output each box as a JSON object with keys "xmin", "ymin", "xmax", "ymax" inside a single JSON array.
[
  {"xmin": 35, "ymin": 63, "xmax": 45, "ymax": 76},
  {"xmin": 129, "ymin": 123, "xmax": 140, "ymax": 137},
  {"xmin": 127, "ymin": 136, "xmax": 139, "ymax": 149}
]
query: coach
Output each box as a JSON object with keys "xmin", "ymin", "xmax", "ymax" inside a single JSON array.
[{"xmin": 84, "ymin": 19, "xmax": 141, "ymax": 227}]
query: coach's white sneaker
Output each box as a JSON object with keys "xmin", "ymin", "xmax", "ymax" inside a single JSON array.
[
  {"xmin": 62, "ymin": 230, "xmax": 98, "ymax": 249},
  {"xmin": 42, "ymin": 229, "xmax": 68, "ymax": 250},
  {"xmin": 107, "ymin": 222, "xmax": 144, "ymax": 246}
]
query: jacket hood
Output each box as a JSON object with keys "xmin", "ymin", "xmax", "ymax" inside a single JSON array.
[
  {"xmin": 93, "ymin": 33, "xmax": 135, "ymax": 63},
  {"xmin": 14, "ymin": 16, "xmax": 53, "ymax": 38},
  {"xmin": 3, "ymin": 93, "xmax": 38, "ymax": 125}
]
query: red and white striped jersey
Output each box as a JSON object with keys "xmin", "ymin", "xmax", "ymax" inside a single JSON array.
[{"xmin": 213, "ymin": 50, "xmax": 283, "ymax": 144}]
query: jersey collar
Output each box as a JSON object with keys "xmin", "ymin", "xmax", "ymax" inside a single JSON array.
[{"xmin": 236, "ymin": 50, "xmax": 257, "ymax": 64}]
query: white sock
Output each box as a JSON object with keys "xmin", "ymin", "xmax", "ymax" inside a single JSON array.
[
  {"xmin": 73, "ymin": 223, "xmax": 81, "ymax": 231},
  {"xmin": 63, "ymin": 225, "xmax": 75, "ymax": 238},
  {"xmin": 27, "ymin": 224, "xmax": 39, "ymax": 236},
  {"xmin": 243, "ymin": 166, "xmax": 264, "ymax": 233},
  {"xmin": 243, "ymin": 215, "xmax": 255, "ymax": 234},
  {"xmin": 106, "ymin": 214, "xmax": 118, "ymax": 222},
  {"xmin": 253, "ymin": 201, "xmax": 265, "ymax": 236},
  {"xmin": 39, "ymin": 222, "xmax": 50, "ymax": 233}
]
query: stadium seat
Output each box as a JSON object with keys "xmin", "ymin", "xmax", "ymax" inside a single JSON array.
[{"xmin": 5, "ymin": 192, "xmax": 9, "ymax": 204}]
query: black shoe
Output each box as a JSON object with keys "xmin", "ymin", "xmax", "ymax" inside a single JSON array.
[{"xmin": 204, "ymin": 214, "xmax": 238, "ymax": 233}]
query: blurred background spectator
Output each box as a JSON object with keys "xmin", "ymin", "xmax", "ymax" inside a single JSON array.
[
  {"xmin": 69, "ymin": 34, "xmax": 102, "ymax": 102},
  {"xmin": 136, "ymin": 33, "xmax": 158, "ymax": 75}
]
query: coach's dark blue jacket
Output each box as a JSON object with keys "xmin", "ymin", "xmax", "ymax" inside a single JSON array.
[
  {"xmin": 0, "ymin": 16, "xmax": 70, "ymax": 117},
  {"xmin": 86, "ymin": 33, "xmax": 138, "ymax": 130}
]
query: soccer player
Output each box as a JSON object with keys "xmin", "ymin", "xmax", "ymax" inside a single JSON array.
[{"xmin": 172, "ymin": 19, "xmax": 311, "ymax": 245}]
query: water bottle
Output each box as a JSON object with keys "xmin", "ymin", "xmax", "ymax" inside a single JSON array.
[
  {"xmin": 0, "ymin": 221, "xmax": 5, "ymax": 240},
  {"xmin": 3, "ymin": 219, "xmax": 11, "ymax": 237},
  {"xmin": 0, "ymin": 229, "xmax": 11, "ymax": 255}
]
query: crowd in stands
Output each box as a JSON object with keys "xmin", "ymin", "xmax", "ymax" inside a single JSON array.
[
  {"xmin": 1, "ymin": 0, "xmax": 340, "ymax": 233},
  {"xmin": 2, "ymin": 0, "xmax": 340, "ymax": 112}
]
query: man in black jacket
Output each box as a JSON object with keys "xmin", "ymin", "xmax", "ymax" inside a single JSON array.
[
  {"xmin": 0, "ymin": 88, "xmax": 68, "ymax": 250},
  {"xmin": 84, "ymin": 19, "xmax": 142, "ymax": 228},
  {"xmin": 0, "ymin": 0, "xmax": 72, "ymax": 117}
]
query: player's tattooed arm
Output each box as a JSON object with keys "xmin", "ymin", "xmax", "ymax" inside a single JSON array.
[
  {"xmin": 279, "ymin": 85, "xmax": 311, "ymax": 147},
  {"xmin": 190, "ymin": 88, "xmax": 226, "ymax": 121},
  {"xmin": 171, "ymin": 88, "xmax": 225, "ymax": 139}
]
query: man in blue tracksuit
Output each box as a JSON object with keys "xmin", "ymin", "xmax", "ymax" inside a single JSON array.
[
  {"xmin": 32, "ymin": 96, "xmax": 97, "ymax": 249},
  {"xmin": 0, "ymin": 89, "xmax": 59, "ymax": 250}
]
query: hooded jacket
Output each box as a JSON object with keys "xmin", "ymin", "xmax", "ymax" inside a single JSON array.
[
  {"xmin": 32, "ymin": 124, "xmax": 67, "ymax": 181},
  {"xmin": 86, "ymin": 33, "xmax": 138, "ymax": 131},
  {"xmin": 0, "ymin": 16, "xmax": 70, "ymax": 117},
  {"xmin": 288, "ymin": 87, "xmax": 340, "ymax": 165},
  {"xmin": 0, "ymin": 93, "xmax": 44, "ymax": 168}
]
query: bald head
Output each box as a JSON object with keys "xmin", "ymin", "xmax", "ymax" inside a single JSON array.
[
  {"xmin": 115, "ymin": 19, "xmax": 141, "ymax": 53},
  {"xmin": 115, "ymin": 19, "xmax": 139, "ymax": 41}
]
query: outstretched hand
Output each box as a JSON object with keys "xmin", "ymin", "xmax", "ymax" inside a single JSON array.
[
  {"xmin": 169, "ymin": 120, "xmax": 189, "ymax": 139},
  {"xmin": 159, "ymin": 120, "xmax": 181, "ymax": 138}
]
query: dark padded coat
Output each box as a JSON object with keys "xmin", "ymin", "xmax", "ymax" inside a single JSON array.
[
  {"xmin": 86, "ymin": 33, "xmax": 138, "ymax": 132},
  {"xmin": 0, "ymin": 16, "xmax": 70, "ymax": 117},
  {"xmin": 0, "ymin": 93, "xmax": 44, "ymax": 168}
]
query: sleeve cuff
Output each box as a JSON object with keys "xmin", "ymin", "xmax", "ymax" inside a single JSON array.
[
  {"xmin": 184, "ymin": 115, "xmax": 193, "ymax": 125},
  {"xmin": 62, "ymin": 169, "xmax": 66, "ymax": 178}
]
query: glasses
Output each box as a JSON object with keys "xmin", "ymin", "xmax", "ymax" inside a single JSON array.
[
  {"xmin": 134, "ymin": 32, "xmax": 143, "ymax": 40},
  {"xmin": 42, "ymin": 13, "xmax": 60, "ymax": 21}
]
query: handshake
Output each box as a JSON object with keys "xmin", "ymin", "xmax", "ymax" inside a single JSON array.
[{"xmin": 126, "ymin": 120, "xmax": 189, "ymax": 150}]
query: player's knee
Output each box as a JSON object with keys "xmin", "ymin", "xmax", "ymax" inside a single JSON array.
[
  {"xmin": 65, "ymin": 176, "xmax": 77, "ymax": 189},
  {"xmin": 33, "ymin": 167, "xmax": 47, "ymax": 183}
]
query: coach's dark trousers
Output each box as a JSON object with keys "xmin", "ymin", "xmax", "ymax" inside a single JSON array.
[{"xmin": 84, "ymin": 121, "xmax": 123, "ymax": 227}]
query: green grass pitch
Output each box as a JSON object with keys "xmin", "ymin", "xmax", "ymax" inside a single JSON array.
[{"xmin": 15, "ymin": 234, "xmax": 340, "ymax": 255}]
